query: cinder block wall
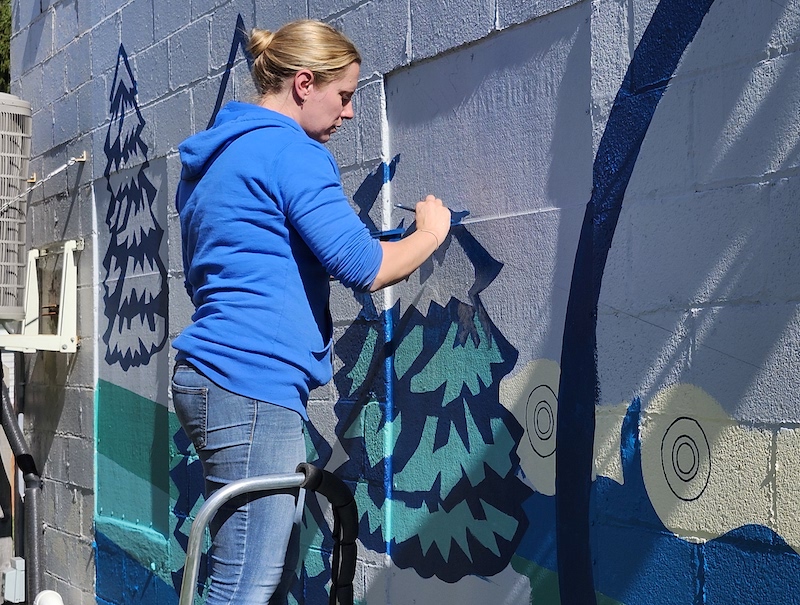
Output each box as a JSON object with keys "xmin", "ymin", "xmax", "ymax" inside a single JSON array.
[{"xmin": 8, "ymin": 0, "xmax": 800, "ymax": 603}]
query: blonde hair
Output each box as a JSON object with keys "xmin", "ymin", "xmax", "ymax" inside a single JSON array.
[{"xmin": 247, "ymin": 20, "xmax": 361, "ymax": 96}]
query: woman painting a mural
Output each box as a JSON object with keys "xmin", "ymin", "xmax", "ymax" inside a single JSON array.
[{"xmin": 170, "ymin": 19, "xmax": 451, "ymax": 605}]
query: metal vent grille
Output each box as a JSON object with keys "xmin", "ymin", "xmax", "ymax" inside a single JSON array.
[{"xmin": 0, "ymin": 93, "xmax": 32, "ymax": 321}]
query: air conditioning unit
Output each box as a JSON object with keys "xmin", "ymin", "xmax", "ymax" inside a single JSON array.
[{"xmin": 0, "ymin": 93, "xmax": 81, "ymax": 353}]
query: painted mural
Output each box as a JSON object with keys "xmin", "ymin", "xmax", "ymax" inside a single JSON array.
[
  {"xmin": 89, "ymin": 2, "xmax": 800, "ymax": 604},
  {"xmin": 101, "ymin": 45, "xmax": 168, "ymax": 370}
]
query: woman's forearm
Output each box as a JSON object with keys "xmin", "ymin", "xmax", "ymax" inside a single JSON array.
[
  {"xmin": 370, "ymin": 232, "xmax": 439, "ymax": 291},
  {"xmin": 369, "ymin": 194, "xmax": 451, "ymax": 292}
]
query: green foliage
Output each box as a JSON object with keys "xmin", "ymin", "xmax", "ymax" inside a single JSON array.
[{"xmin": 0, "ymin": 0, "xmax": 8, "ymax": 93}]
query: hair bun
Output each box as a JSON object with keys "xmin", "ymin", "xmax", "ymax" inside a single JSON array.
[{"xmin": 247, "ymin": 28, "xmax": 275, "ymax": 59}]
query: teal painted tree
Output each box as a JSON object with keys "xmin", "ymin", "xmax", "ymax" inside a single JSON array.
[{"xmin": 333, "ymin": 227, "xmax": 531, "ymax": 581}]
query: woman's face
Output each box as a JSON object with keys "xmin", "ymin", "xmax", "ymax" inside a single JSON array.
[{"xmin": 300, "ymin": 62, "xmax": 360, "ymax": 143}]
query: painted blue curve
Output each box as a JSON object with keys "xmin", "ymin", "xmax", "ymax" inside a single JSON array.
[{"xmin": 554, "ymin": 1, "xmax": 716, "ymax": 602}]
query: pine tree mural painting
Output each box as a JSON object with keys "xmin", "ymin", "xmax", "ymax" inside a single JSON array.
[
  {"xmin": 102, "ymin": 45, "xmax": 168, "ymax": 369},
  {"xmin": 333, "ymin": 225, "xmax": 532, "ymax": 583}
]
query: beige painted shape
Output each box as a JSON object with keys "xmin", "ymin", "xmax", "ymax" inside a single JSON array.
[
  {"xmin": 775, "ymin": 428, "xmax": 800, "ymax": 552},
  {"xmin": 499, "ymin": 359, "xmax": 560, "ymax": 495},
  {"xmin": 594, "ymin": 402, "xmax": 629, "ymax": 484},
  {"xmin": 641, "ymin": 384, "xmax": 772, "ymax": 542}
]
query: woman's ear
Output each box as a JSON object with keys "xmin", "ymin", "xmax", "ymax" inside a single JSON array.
[{"xmin": 293, "ymin": 69, "xmax": 315, "ymax": 104}]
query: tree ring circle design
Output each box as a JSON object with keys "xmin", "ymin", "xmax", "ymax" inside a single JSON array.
[
  {"xmin": 526, "ymin": 384, "xmax": 557, "ymax": 458},
  {"xmin": 661, "ymin": 417, "xmax": 710, "ymax": 501}
]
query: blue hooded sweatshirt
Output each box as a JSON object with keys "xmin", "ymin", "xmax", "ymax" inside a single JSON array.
[{"xmin": 173, "ymin": 101, "xmax": 382, "ymax": 419}]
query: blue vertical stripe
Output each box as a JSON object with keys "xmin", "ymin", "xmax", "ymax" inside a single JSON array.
[{"xmin": 554, "ymin": 1, "xmax": 716, "ymax": 602}]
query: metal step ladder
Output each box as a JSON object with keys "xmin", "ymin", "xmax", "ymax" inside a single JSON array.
[{"xmin": 179, "ymin": 463, "xmax": 358, "ymax": 605}]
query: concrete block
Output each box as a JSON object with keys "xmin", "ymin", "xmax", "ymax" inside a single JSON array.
[
  {"xmin": 630, "ymin": 0, "xmax": 659, "ymax": 56},
  {"xmin": 442, "ymin": 206, "xmax": 583, "ymax": 364},
  {"xmin": 88, "ymin": 70, "xmax": 110, "ymax": 135},
  {"xmin": 9, "ymin": 32, "xmax": 27, "ymax": 82},
  {"xmin": 132, "ymin": 103, "xmax": 158, "ymax": 168},
  {"xmin": 73, "ymin": 81, "xmax": 93, "ymax": 137},
  {"xmin": 682, "ymin": 0, "xmax": 785, "ymax": 76},
  {"xmin": 640, "ymin": 384, "xmax": 773, "ymax": 541},
  {"xmin": 152, "ymin": 91, "xmax": 193, "ymax": 158},
  {"xmin": 191, "ymin": 0, "xmax": 229, "ymax": 20},
  {"xmin": 54, "ymin": 0, "xmax": 79, "ymax": 51},
  {"xmin": 167, "ymin": 212, "xmax": 184, "ymax": 275},
  {"xmin": 76, "ymin": 0, "xmax": 103, "ymax": 36},
  {"xmin": 695, "ymin": 53, "xmax": 800, "ymax": 187},
  {"xmin": 624, "ymin": 185, "xmax": 769, "ymax": 313},
  {"xmin": 187, "ymin": 70, "xmax": 226, "ymax": 132},
  {"xmin": 209, "ymin": 0, "xmax": 256, "ymax": 72},
  {"xmin": 42, "ymin": 433, "xmax": 69, "ymax": 484},
  {"xmin": 20, "ymin": 12, "xmax": 55, "ymax": 74},
  {"xmin": 232, "ymin": 57, "xmax": 256, "ymax": 100},
  {"xmin": 89, "ymin": 15, "xmax": 122, "ymax": 77},
  {"xmin": 66, "ymin": 435, "xmax": 94, "ymax": 491},
  {"xmin": 762, "ymin": 177, "xmax": 800, "ymax": 302},
  {"xmin": 44, "ymin": 528, "xmax": 72, "ymax": 583},
  {"xmin": 168, "ymin": 272, "xmax": 196, "ymax": 336},
  {"xmin": 332, "ymin": 320, "xmax": 386, "ymax": 404},
  {"xmin": 120, "ymin": 0, "xmax": 155, "ymax": 57},
  {"xmin": 31, "ymin": 107, "xmax": 54, "ymax": 157},
  {"xmin": 57, "ymin": 387, "xmax": 92, "ymax": 438},
  {"xmin": 65, "ymin": 35, "xmax": 91, "ymax": 91},
  {"xmin": 327, "ymin": 114, "xmax": 358, "ymax": 170},
  {"xmin": 686, "ymin": 303, "xmax": 800, "ymax": 424},
  {"xmin": 497, "ymin": 0, "xmax": 584, "ymax": 29},
  {"xmin": 43, "ymin": 478, "xmax": 84, "ymax": 537},
  {"xmin": 307, "ymin": 0, "xmax": 350, "ymax": 19},
  {"xmin": 409, "ymin": 0, "xmax": 494, "ymax": 62},
  {"xmin": 53, "ymin": 92, "xmax": 79, "ymax": 148},
  {"xmin": 332, "ymin": 0, "xmax": 408, "ymax": 78},
  {"xmin": 168, "ymin": 17, "xmax": 210, "ymax": 90},
  {"xmin": 588, "ymin": 0, "xmax": 630, "ymax": 105},
  {"xmin": 14, "ymin": 0, "xmax": 42, "ymax": 33},
  {"xmin": 18, "ymin": 63, "xmax": 44, "ymax": 113},
  {"xmin": 596, "ymin": 307, "xmax": 691, "ymax": 409},
  {"xmin": 153, "ymin": 0, "xmax": 191, "ymax": 44},
  {"xmin": 625, "ymin": 78, "xmax": 695, "ymax": 200},
  {"xmin": 339, "ymin": 162, "xmax": 387, "ymax": 233},
  {"xmin": 105, "ymin": 0, "xmax": 131, "ymax": 15},
  {"xmin": 76, "ymin": 283, "xmax": 96, "ymax": 353},
  {"xmin": 41, "ymin": 49, "xmax": 67, "ymax": 104},
  {"xmin": 329, "ymin": 281, "xmax": 377, "ymax": 328},
  {"xmin": 252, "ymin": 0, "xmax": 307, "ymax": 31},
  {"xmin": 132, "ymin": 39, "xmax": 169, "ymax": 106},
  {"xmin": 354, "ymin": 79, "xmax": 383, "ymax": 165},
  {"xmin": 52, "ymin": 578, "xmax": 88, "ymax": 605}
]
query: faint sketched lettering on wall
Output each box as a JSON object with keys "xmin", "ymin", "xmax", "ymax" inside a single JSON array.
[{"xmin": 102, "ymin": 46, "xmax": 168, "ymax": 369}]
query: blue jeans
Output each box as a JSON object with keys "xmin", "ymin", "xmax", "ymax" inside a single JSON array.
[{"xmin": 171, "ymin": 364, "xmax": 306, "ymax": 605}]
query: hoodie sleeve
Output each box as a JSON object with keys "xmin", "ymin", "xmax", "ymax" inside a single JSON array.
[{"xmin": 274, "ymin": 141, "xmax": 383, "ymax": 291}]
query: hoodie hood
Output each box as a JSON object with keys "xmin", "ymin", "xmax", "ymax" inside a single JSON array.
[{"xmin": 178, "ymin": 101, "xmax": 306, "ymax": 181}]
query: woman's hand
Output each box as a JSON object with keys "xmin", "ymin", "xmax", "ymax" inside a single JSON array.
[
  {"xmin": 413, "ymin": 194, "xmax": 451, "ymax": 248},
  {"xmin": 369, "ymin": 194, "xmax": 452, "ymax": 292}
]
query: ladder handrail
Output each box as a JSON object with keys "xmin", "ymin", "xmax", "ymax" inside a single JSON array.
[{"xmin": 178, "ymin": 465, "xmax": 358, "ymax": 605}]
